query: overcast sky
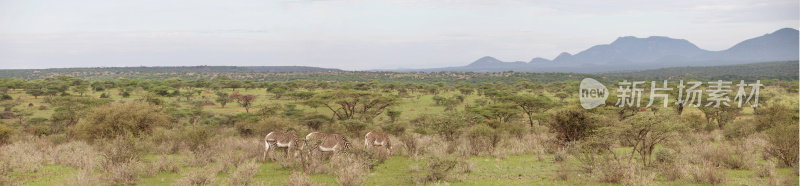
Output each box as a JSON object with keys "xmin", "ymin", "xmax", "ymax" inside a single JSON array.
[{"xmin": 0, "ymin": 0, "xmax": 797, "ymax": 70}]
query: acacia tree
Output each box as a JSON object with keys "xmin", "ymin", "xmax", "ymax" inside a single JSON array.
[
  {"xmin": 470, "ymin": 103, "xmax": 519, "ymax": 123},
  {"xmin": 25, "ymin": 82, "xmax": 44, "ymax": 99},
  {"xmin": 618, "ymin": 110, "xmax": 685, "ymax": 166},
  {"xmin": 229, "ymin": 92, "xmax": 257, "ymax": 113},
  {"xmin": 215, "ymin": 92, "xmax": 230, "ymax": 108},
  {"xmin": 699, "ymin": 106, "xmax": 740, "ymax": 129},
  {"xmin": 500, "ymin": 94, "xmax": 556, "ymax": 127},
  {"xmin": 73, "ymin": 84, "xmax": 89, "ymax": 96},
  {"xmin": 304, "ymin": 90, "xmax": 398, "ymax": 121},
  {"xmin": 386, "ymin": 109, "xmax": 402, "ymax": 123}
]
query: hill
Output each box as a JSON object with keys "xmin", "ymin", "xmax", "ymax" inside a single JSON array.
[{"xmin": 400, "ymin": 28, "xmax": 799, "ymax": 73}]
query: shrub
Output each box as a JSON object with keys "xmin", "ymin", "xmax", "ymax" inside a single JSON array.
[
  {"xmin": 52, "ymin": 141, "xmax": 101, "ymax": 170},
  {"xmin": 765, "ymin": 124, "xmax": 799, "ymax": 167},
  {"xmin": 228, "ymin": 161, "xmax": 260, "ymax": 185},
  {"xmin": 287, "ymin": 171, "xmax": 316, "ymax": 186},
  {"xmin": 553, "ymin": 148, "xmax": 569, "ymax": 162},
  {"xmin": 70, "ymin": 102, "xmax": 169, "ymax": 140},
  {"xmin": 400, "ymin": 133, "xmax": 421, "ymax": 159},
  {"xmin": 183, "ymin": 125, "xmax": 215, "ymax": 151},
  {"xmin": 68, "ymin": 168, "xmax": 105, "ymax": 186},
  {"xmin": 466, "ymin": 124, "xmax": 503, "ymax": 156},
  {"xmin": 146, "ymin": 155, "xmax": 180, "ymax": 176},
  {"xmin": 658, "ymin": 162, "xmax": 686, "ymax": 181},
  {"xmin": 414, "ymin": 154, "xmax": 470, "ymax": 183},
  {"xmin": 654, "ymin": 148, "xmax": 676, "ymax": 164},
  {"xmin": 98, "ymin": 135, "xmax": 142, "ymax": 164},
  {"xmin": 682, "ymin": 114, "xmax": 707, "ymax": 132},
  {"xmin": 723, "ymin": 119, "xmax": 756, "ymax": 139},
  {"xmin": 595, "ymin": 160, "xmax": 631, "ymax": 183},
  {"xmin": 186, "ymin": 146, "xmax": 214, "ymax": 167},
  {"xmin": 0, "ymin": 140, "xmax": 48, "ymax": 173},
  {"xmin": 546, "ymin": 109, "xmax": 600, "ymax": 143},
  {"xmin": 691, "ymin": 162, "xmax": 725, "ymax": 185},
  {"xmin": 175, "ymin": 167, "xmax": 216, "ymax": 186},
  {"xmin": 105, "ymin": 161, "xmax": 141, "ymax": 185},
  {"xmin": 0, "ymin": 124, "xmax": 13, "ymax": 145},
  {"xmin": 755, "ymin": 161, "xmax": 776, "ymax": 178},
  {"xmin": 754, "ymin": 104, "xmax": 794, "ymax": 131},
  {"xmin": 331, "ymin": 153, "xmax": 369, "ymax": 186}
]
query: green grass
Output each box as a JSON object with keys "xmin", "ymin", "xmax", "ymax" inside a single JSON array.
[{"xmin": 9, "ymin": 165, "xmax": 76, "ymax": 186}]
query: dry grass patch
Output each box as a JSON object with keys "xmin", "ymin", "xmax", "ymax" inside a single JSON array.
[
  {"xmin": 286, "ymin": 171, "xmax": 317, "ymax": 186},
  {"xmin": 690, "ymin": 162, "xmax": 725, "ymax": 185},
  {"xmin": 228, "ymin": 160, "xmax": 260, "ymax": 185},
  {"xmin": 175, "ymin": 166, "xmax": 217, "ymax": 186}
]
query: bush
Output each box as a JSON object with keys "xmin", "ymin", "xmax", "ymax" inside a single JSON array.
[
  {"xmin": 658, "ymin": 162, "xmax": 686, "ymax": 181},
  {"xmin": 0, "ymin": 140, "xmax": 48, "ymax": 173},
  {"xmin": 414, "ymin": 154, "xmax": 470, "ymax": 183},
  {"xmin": 146, "ymin": 155, "xmax": 180, "ymax": 176},
  {"xmin": 691, "ymin": 162, "xmax": 725, "ymax": 185},
  {"xmin": 546, "ymin": 109, "xmax": 600, "ymax": 143},
  {"xmin": 70, "ymin": 102, "xmax": 169, "ymax": 140},
  {"xmin": 466, "ymin": 124, "xmax": 503, "ymax": 156},
  {"xmin": 99, "ymin": 135, "xmax": 142, "ymax": 164},
  {"xmin": 182, "ymin": 125, "xmax": 215, "ymax": 151},
  {"xmin": 331, "ymin": 153, "xmax": 369, "ymax": 186},
  {"xmin": 701, "ymin": 143, "xmax": 755, "ymax": 169},
  {"xmin": 105, "ymin": 161, "xmax": 142, "ymax": 185},
  {"xmin": 287, "ymin": 171, "xmax": 316, "ymax": 186},
  {"xmin": 595, "ymin": 160, "xmax": 634, "ymax": 183},
  {"xmin": 755, "ymin": 161, "xmax": 776, "ymax": 178},
  {"xmin": 400, "ymin": 133, "xmax": 421, "ymax": 159},
  {"xmin": 654, "ymin": 148, "xmax": 677, "ymax": 164},
  {"xmin": 723, "ymin": 119, "xmax": 757, "ymax": 139},
  {"xmin": 52, "ymin": 141, "xmax": 101, "ymax": 170},
  {"xmin": 754, "ymin": 104, "xmax": 794, "ymax": 131},
  {"xmin": 765, "ymin": 124, "xmax": 799, "ymax": 167},
  {"xmin": 228, "ymin": 161, "xmax": 260, "ymax": 185},
  {"xmin": 175, "ymin": 167, "xmax": 216, "ymax": 186},
  {"xmin": 0, "ymin": 124, "xmax": 13, "ymax": 145},
  {"xmin": 553, "ymin": 148, "xmax": 569, "ymax": 162}
]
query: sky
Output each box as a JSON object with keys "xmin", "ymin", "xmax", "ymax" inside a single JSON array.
[{"xmin": 0, "ymin": 0, "xmax": 797, "ymax": 70}]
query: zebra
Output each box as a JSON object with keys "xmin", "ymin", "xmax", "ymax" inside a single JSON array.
[
  {"xmin": 305, "ymin": 132, "xmax": 351, "ymax": 156},
  {"xmin": 364, "ymin": 131, "xmax": 392, "ymax": 156},
  {"xmin": 263, "ymin": 131, "xmax": 302, "ymax": 162}
]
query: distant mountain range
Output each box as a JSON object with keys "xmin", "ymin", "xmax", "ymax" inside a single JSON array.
[{"xmin": 393, "ymin": 28, "xmax": 799, "ymax": 73}]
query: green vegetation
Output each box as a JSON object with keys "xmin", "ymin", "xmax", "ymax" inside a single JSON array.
[{"xmin": 0, "ymin": 68, "xmax": 797, "ymax": 185}]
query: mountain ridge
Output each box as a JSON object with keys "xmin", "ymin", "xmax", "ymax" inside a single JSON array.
[{"xmin": 396, "ymin": 28, "xmax": 799, "ymax": 73}]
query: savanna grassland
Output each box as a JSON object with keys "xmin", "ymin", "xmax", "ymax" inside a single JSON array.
[{"xmin": 0, "ymin": 66, "xmax": 798, "ymax": 186}]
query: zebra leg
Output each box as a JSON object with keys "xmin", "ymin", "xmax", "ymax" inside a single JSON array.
[{"xmin": 262, "ymin": 141, "xmax": 269, "ymax": 162}]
